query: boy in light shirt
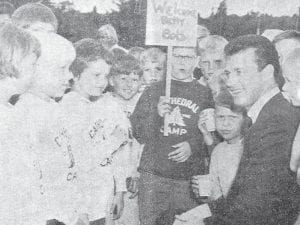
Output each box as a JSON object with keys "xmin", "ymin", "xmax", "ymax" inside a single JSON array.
[
  {"xmin": 108, "ymin": 53, "xmax": 144, "ymax": 225},
  {"xmin": 14, "ymin": 31, "xmax": 80, "ymax": 225},
  {"xmin": 62, "ymin": 38, "xmax": 130, "ymax": 225},
  {"xmin": 0, "ymin": 23, "xmax": 41, "ymax": 225}
]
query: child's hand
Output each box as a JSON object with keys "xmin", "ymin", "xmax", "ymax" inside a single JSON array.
[
  {"xmin": 168, "ymin": 141, "xmax": 192, "ymax": 162},
  {"xmin": 112, "ymin": 125, "xmax": 128, "ymax": 145},
  {"xmin": 110, "ymin": 191, "xmax": 125, "ymax": 220},
  {"xmin": 198, "ymin": 114, "xmax": 214, "ymax": 146},
  {"xmin": 157, "ymin": 96, "xmax": 171, "ymax": 117}
]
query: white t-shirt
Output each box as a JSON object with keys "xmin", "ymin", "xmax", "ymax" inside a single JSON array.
[
  {"xmin": 60, "ymin": 92, "xmax": 130, "ymax": 220},
  {"xmin": 15, "ymin": 93, "xmax": 82, "ymax": 224},
  {"xmin": 106, "ymin": 92, "xmax": 144, "ymax": 178},
  {"xmin": 209, "ymin": 139, "xmax": 244, "ymax": 200}
]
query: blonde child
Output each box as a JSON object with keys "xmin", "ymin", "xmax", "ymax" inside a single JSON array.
[
  {"xmin": 12, "ymin": 2, "xmax": 57, "ymax": 32},
  {"xmin": 62, "ymin": 38, "xmax": 130, "ymax": 225},
  {"xmin": 0, "ymin": 23, "xmax": 40, "ymax": 225},
  {"xmin": 139, "ymin": 47, "xmax": 166, "ymax": 90},
  {"xmin": 14, "ymin": 30, "xmax": 78, "ymax": 225}
]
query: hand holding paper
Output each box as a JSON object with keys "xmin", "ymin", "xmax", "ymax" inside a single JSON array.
[{"xmin": 173, "ymin": 204, "xmax": 211, "ymax": 225}]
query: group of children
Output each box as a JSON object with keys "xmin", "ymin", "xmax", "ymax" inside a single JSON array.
[
  {"xmin": 0, "ymin": 2, "xmax": 168, "ymax": 225},
  {"xmin": 2, "ymin": 2, "xmax": 299, "ymax": 225}
]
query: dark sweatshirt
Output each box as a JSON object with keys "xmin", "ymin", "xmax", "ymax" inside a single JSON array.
[{"xmin": 130, "ymin": 79, "xmax": 214, "ymax": 180}]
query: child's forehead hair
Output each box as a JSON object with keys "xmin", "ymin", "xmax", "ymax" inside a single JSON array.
[
  {"xmin": 198, "ymin": 35, "xmax": 228, "ymax": 55},
  {"xmin": 12, "ymin": 3, "xmax": 58, "ymax": 32},
  {"xmin": 140, "ymin": 48, "xmax": 166, "ymax": 66},
  {"xmin": 173, "ymin": 46, "xmax": 196, "ymax": 56},
  {"xmin": 0, "ymin": 23, "xmax": 41, "ymax": 79},
  {"xmin": 111, "ymin": 54, "xmax": 142, "ymax": 77},
  {"xmin": 32, "ymin": 31, "xmax": 75, "ymax": 65},
  {"xmin": 74, "ymin": 38, "xmax": 114, "ymax": 64}
]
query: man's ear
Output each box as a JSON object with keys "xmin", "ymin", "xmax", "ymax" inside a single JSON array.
[{"xmin": 261, "ymin": 64, "xmax": 274, "ymax": 81}]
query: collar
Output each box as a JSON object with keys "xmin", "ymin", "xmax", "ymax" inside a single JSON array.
[
  {"xmin": 110, "ymin": 44, "xmax": 128, "ymax": 53},
  {"xmin": 64, "ymin": 91, "xmax": 91, "ymax": 104},
  {"xmin": 247, "ymin": 87, "xmax": 280, "ymax": 124}
]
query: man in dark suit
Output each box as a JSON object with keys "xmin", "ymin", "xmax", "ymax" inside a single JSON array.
[{"xmin": 197, "ymin": 35, "xmax": 300, "ymax": 225}]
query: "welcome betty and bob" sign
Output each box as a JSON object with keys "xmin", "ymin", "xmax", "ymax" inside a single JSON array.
[{"xmin": 146, "ymin": 0, "xmax": 198, "ymax": 47}]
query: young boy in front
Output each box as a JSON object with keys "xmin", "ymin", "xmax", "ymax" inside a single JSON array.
[
  {"xmin": 131, "ymin": 46, "xmax": 214, "ymax": 225},
  {"xmin": 108, "ymin": 53, "xmax": 144, "ymax": 225},
  {"xmin": 14, "ymin": 30, "xmax": 78, "ymax": 225},
  {"xmin": 62, "ymin": 38, "xmax": 130, "ymax": 225}
]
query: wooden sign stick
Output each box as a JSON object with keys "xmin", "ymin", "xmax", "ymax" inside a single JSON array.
[{"xmin": 163, "ymin": 45, "xmax": 173, "ymax": 136}]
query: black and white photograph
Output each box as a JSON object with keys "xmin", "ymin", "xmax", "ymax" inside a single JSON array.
[{"xmin": 0, "ymin": 0, "xmax": 299, "ymax": 224}]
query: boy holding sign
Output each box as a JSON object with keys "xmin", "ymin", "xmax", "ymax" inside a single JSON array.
[{"xmin": 131, "ymin": 46, "xmax": 214, "ymax": 225}]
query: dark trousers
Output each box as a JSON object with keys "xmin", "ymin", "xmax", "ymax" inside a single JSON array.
[{"xmin": 138, "ymin": 172, "xmax": 198, "ymax": 225}]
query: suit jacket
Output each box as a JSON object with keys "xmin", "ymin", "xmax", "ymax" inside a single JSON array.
[{"xmin": 205, "ymin": 93, "xmax": 300, "ymax": 225}]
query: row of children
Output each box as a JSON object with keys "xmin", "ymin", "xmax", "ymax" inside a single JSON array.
[{"xmin": 0, "ymin": 2, "xmax": 169, "ymax": 225}]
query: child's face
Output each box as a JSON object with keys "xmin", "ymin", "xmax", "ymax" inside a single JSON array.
[
  {"xmin": 215, "ymin": 105, "xmax": 243, "ymax": 142},
  {"xmin": 142, "ymin": 61, "xmax": 164, "ymax": 86},
  {"xmin": 198, "ymin": 49, "xmax": 225, "ymax": 85},
  {"xmin": 13, "ymin": 51, "xmax": 38, "ymax": 94},
  {"xmin": 77, "ymin": 59, "xmax": 110, "ymax": 97},
  {"xmin": 282, "ymin": 61, "xmax": 300, "ymax": 106},
  {"xmin": 111, "ymin": 72, "xmax": 142, "ymax": 100},
  {"xmin": 35, "ymin": 57, "xmax": 73, "ymax": 98},
  {"xmin": 172, "ymin": 47, "xmax": 196, "ymax": 82}
]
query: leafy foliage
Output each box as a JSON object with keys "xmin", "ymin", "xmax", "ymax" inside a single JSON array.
[{"xmin": 5, "ymin": 0, "xmax": 300, "ymax": 46}]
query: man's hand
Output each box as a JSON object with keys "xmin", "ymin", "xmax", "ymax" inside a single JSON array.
[
  {"xmin": 157, "ymin": 96, "xmax": 171, "ymax": 117},
  {"xmin": 110, "ymin": 191, "xmax": 125, "ymax": 220},
  {"xmin": 168, "ymin": 141, "xmax": 192, "ymax": 162}
]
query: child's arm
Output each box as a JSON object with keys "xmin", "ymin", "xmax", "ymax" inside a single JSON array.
[{"xmin": 130, "ymin": 86, "xmax": 163, "ymax": 144}]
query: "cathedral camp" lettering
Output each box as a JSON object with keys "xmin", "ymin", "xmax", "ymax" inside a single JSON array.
[{"xmin": 169, "ymin": 97, "xmax": 199, "ymax": 113}]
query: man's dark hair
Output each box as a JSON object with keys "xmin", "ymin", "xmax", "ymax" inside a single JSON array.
[
  {"xmin": 272, "ymin": 30, "xmax": 300, "ymax": 44},
  {"xmin": 224, "ymin": 34, "xmax": 284, "ymax": 89}
]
